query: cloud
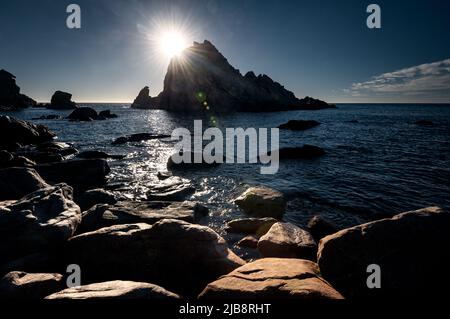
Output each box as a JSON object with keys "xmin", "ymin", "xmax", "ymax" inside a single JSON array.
[{"xmin": 346, "ymin": 58, "xmax": 450, "ymax": 99}]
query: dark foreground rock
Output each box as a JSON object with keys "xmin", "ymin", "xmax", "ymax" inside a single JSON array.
[
  {"xmin": 0, "ymin": 271, "xmax": 63, "ymax": 299},
  {"xmin": 131, "ymin": 86, "xmax": 159, "ymax": 109},
  {"xmin": 226, "ymin": 217, "xmax": 278, "ymax": 236},
  {"xmin": 76, "ymin": 150, "xmax": 125, "ymax": 160},
  {"xmin": 258, "ymin": 222, "xmax": 317, "ymax": 260},
  {"xmin": 112, "ymin": 133, "xmax": 170, "ymax": 145},
  {"xmin": 45, "ymin": 280, "xmax": 180, "ymax": 300},
  {"xmin": 0, "ymin": 69, "xmax": 36, "ymax": 111},
  {"xmin": 146, "ymin": 176, "xmax": 195, "ymax": 201},
  {"xmin": 0, "ymin": 167, "xmax": 50, "ymax": 200},
  {"xmin": 307, "ymin": 215, "xmax": 338, "ymax": 241},
  {"xmin": 157, "ymin": 40, "xmax": 335, "ymax": 112},
  {"xmin": 78, "ymin": 201, "xmax": 208, "ymax": 233},
  {"xmin": 65, "ymin": 219, "xmax": 245, "ymax": 295},
  {"xmin": 75, "ymin": 188, "xmax": 117, "ymax": 212},
  {"xmin": 67, "ymin": 107, "xmax": 118, "ymax": 121},
  {"xmin": 35, "ymin": 159, "xmax": 110, "ymax": 190},
  {"xmin": 234, "ymin": 186, "xmax": 286, "ymax": 218},
  {"xmin": 48, "ymin": 91, "xmax": 77, "ymax": 109},
  {"xmin": 278, "ymin": 120, "xmax": 321, "ymax": 131},
  {"xmin": 0, "ymin": 115, "xmax": 55, "ymax": 150},
  {"xmin": 199, "ymin": 258, "xmax": 343, "ymax": 300},
  {"xmin": 318, "ymin": 206, "xmax": 450, "ymax": 298},
  {"xmin": 0, "ymin": 184, "xmax": 81, "ymax": 263}
]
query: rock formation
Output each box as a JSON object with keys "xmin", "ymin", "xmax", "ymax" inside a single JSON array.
[
  {"xmin": 0, "ymin": 69, "xmax": 36, "ymax": 111},
  {"xmin": 48, "ymin": 91, "xmax": 77, "ymax": 109},
  {"xmin": 131, "ymin": 86, "xmax": 159, "ymax": 109}
]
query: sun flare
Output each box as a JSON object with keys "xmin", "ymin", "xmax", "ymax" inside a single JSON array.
[{"xmin": 158, "ymin": 31, "xmax": 189, "ymax": 58}]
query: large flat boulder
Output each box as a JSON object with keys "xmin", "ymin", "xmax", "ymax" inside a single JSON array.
[
  {"xmin": 78, "ymin": 200, "xmax": 208, "ymax": 233},
  {"xmin": 258, "ymin": 222, "xmax": 317, "ymax": 260},
  {"xmin": 0, "ymin": 271, "xmax": 63, "ymax": 299},
  {"xmin": 65, "ymin": 219, "xmax": 245, "ymax": 296},
  {"xmin": 234, "ymin": 186, "xmax": 286, "ymax": 218},
  {"xmin": 0, "ymin": 167, "xmax": 49, "ymax": 200},
  {"xmin": 318, "ymin": 207, "xmax": 450, "ymax": 298},
  {"xmin": 45, "ymin": 280, "xmax": 180, "ymax": 300},
  {"xmin": 199, "ymin": 258, "xmax": 343, "ymax": 300},
  {"xmin": 0, "ymin": 184, "xmax": 81, "ymax": 263}
]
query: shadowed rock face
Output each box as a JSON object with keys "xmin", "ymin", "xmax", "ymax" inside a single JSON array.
[
  {"xmin": 135, "ymin": 40, "xmax": 334, "ymax": 112},
  {"xmin": 0, "ymin": 70, "xmax": 36, "ymax": 111},
  {"xmin": 48, "ymin": 91, "xmax": 77, "ymax": 109},
  {"xmin": 131, "ymin": 86, "xmax": 159, "ymax": 109}
]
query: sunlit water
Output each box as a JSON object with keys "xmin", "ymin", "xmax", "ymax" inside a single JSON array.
[{"xmin": 4, "ymin": 104, "xmax": 450, "ymax": 234}]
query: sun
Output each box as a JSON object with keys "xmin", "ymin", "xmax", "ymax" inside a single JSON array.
[{"xmin": 158, "ymin": 31, "xmax": 189, "ymax": 58}]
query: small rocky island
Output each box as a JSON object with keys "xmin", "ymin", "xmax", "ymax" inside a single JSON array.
[{"xmin": 132, "ymin": 40, "xmax": 335, "ymax": 112}]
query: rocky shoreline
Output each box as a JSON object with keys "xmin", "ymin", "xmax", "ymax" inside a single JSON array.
[{"xmin": 1, "ymin": 115, "xmax": 449, "ymax": 300}]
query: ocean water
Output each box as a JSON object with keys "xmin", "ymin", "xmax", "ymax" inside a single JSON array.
[{"xmin": 3, "ymin": 104, "xmax": 450, "ymax": 233}]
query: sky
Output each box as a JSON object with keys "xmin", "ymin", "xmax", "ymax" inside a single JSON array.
[{"xmin": 1, "ymin": 0, "xmax": 450, "ymax": 103}]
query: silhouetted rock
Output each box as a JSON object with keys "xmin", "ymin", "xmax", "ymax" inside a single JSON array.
[
  {"xmin": 0, "ymin": 167, "xmax": 50, "ymax": 200},
  {"xmin": 32, "ymin": 115, "xmax": 62, "ymax": 120},
  {"xmin": 257, "ymin": 222, "xmax": 317, "ymax": 260},
  {"xmin": 36, "ymin": 141, "xmax": 78, "ymax": 157},
  {"xmin": 112, "ymin": 133, "xmax": 170, "ymax": 145},
  {"xmin": 98, "ymin": 110, "xmax": 118, "ymax": 119},
  {"xmin": 0, "ymin": 69, "xmax": 36, "ymax": 111},
  {"xmin": 0, "ymin": 271, "xmax": 64, "ymax": 299},
  {"xmin": 65, "ymin": 219, "xmax": 245, "ymax": 296},
  {"xmin": 0, "ymin": 151, "xmax": 35, "ymax": 168},
  {"xmin": 199, "ymin": 258, "xmax": 343, "ymax": 300},
  {"xmin": 131, "ymin": 86, "xmax": 159, "ymax": 109},
  {"xmin": 0, "ymin": 184, "xmax": 81, "ymax": 263},
  {"xmin": 78, "ymin": 201, "xmax": 208, "ymax": 233},
  {"xmin": 235, "ymin": 186, "xmax": 286, "ymax": 218},
  {"xmin": 76, "ymin": 150, "xmax": 125, "ymax": 160},
  {"xmin": 278, "ymin": 120, "xmax": 321, "ymax": 131},
  {"xmin": 167, "ymin": 151, "xmax": 223, "ymax": 170},
  {"xmin": 275, "ymin": 145, "xmax": 326, "ymax": 159},
  {"xmin": 67, "ymin": 107, "xmax": 97, "ymax": 121},
  {"xmin": 307, "ymin": 215, "xmax": 338, "ymax": 241},
  {"xmin": 156, "ymin": 40, "xmax": 335, "ymax": 112},
  {"xmin": 318, "ymin": 207, "xmax": 450, "ymax": 298},
  {"xmin": 0, "ymin": 115, "xmax": 55, "ymax": 150},
  {"xmin": 48, "ymin": 91, "xmax": 77, "ymax": 109}
]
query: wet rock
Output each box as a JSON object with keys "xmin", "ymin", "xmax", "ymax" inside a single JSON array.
[
  {"xmin": 14, "ymin": 148, "xmax": 64, "ymax": 164},
  {"xmin": 66, "ymin": 219, "xmax": 245, "ymax": 296},
  {"xmin": 45, "ymin": 280, "xmax": 180, "ymax": 300},
  {"xmin": 0, "ymin": 151, "xmax": 35, "ymax": 168},
  {"xmin": 226, "ymin": 217, "xmax": 278, "ymax": 236},
  {"xmin": 0, "ymin": 167, "xmax": 50, "ymax": 200},
  {"xmin": 258, "ymin": 222, "xmax": 317, "ymax": 260},
  {"xmin": 234, "ymin": 187, "xmax": 286, "ymax": 218},
  {"xmin": 36, "ymin": 141, "xmax": 78, "ymax": 157},
  {"xmin": 0, "ymin": 69, "xmax": 36, "ymax": 111},
  {"xmin": 131, "ymin": 86, "xmax": 159, "ymax": 109},
  {"xmin": 76, "ymin": 150, "xmax": 125, "ymax": 160},
  {"xmin": 78, "ymin": 200, "xmax": 208, "ymax": 233},
  {"xmin": 278, "ymin": 120, "xmax": 321, "ymax": 131},
  {"xmin": 48, "ymin": 91, "xmax": 77, "ymax": 109},
  {"xmin": 199, "ymin": 258, "xmax": 343, "ymax": 300},
  {"xmin": 275, "ymin": 145, "xmax": 325, "ymax": 159},
  {"xmin": 98, "ymin": 110, "xmax": 118, "ymax": 119},
  {"xmin": 146, "ymin": 176, "xmax": 195, "ymax": 201},
  {"xmin": 75, "ymin": 188, "xmax": 117, "ymax": 212},
  {"xmin": 157, "ymin": 171, "xmax": 172, "ymax": 180},
  {"xmin": 167, "ymin": 151, "xmax": 222, "ymax": 170},
  {"xmin": 0, "ymin": 184, "xmax": 81, "ymax": 263},
  {"xmin": 34, "ymin": 114, "xmax": 62, "ymax": 120},
  {"xmin": 307, "ymin": 215, "xmax": 338, "ymax": 241},
  {"xmin": 236, "ymin": 235, "xmax": 258, "ymax": 249},
  {"xmin": 0, "ymin": 271, "xmax": 64, "ymax": 299},
  {"xmin": 0, "ymin": 115, "xmax": 55, "ymax": 150},
  {"xmin": 35, "ymin": 159, "xmax": 110, "ymax": 190},
  {"xmin": 318, "ymin": 207, "xmax": 450, "ymax": 298},
  {"xmin": 112, "ymin": 133, "xmax": 171, "ymax": 145},
  {"xmin": 67, "ymin": 107, "xmax": 98, "ymax": 121}
]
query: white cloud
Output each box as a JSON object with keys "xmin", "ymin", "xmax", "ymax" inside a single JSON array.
[{"xmin": 346, "ymin": 58, "xmax": 450, "ymax": 99}]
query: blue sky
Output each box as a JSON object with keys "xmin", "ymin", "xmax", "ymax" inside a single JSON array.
[{"xmin": 1, "ymin": 0, "xmax": 450, "ymax": 103}]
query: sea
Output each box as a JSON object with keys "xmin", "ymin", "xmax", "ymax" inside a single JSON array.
[{"xmin": 3, "ymin": 103, "xmax": 450, "ymax": 234}]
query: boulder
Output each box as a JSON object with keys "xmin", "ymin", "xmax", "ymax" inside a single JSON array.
[
  {"xmin": 0, "ymin": 115, "xmax": 55, "ymax": 150},
  {"xmin": 45, "ymin": 280, "xmax": 180, "ymax": 300},
  {"xmin": 0, "ymin": 184, "xmax": 81, "ymax": 263},
  {"xmin": 48, "ymin": 91, "xmax": 77, "ymax": 109},
  {"xmin": 274, "ymin": 145, "xmax": 325, "ymax": 159},
  {"xmin": 258, "ymin": 222, "xmax": 317, "ymax": 260},
  {"xmin": 199, "ymin": 258, "xmax": 343, "ymax": 300},
  {"xmin": 76, "ymin": 150, "xmax": 125, "ymax": 160},
  {"xmin": 0, "ymin": 167, "xmax": 50, "ymax": 200},
  {"xmin": 65, "ymin": 219, "xmax": 245, "ymax": 295},
  {"xmin": 317, "ymin": 207, "xmax": 450, "ymax": 298},
  {"xmin": 75, "ymin": 188, "xmax": 117, "ymax": 212},
  {"xmin": 14, "ymin": 149, "xmax": 64, "ymax": 164},
  {"xmin": 234, "ymin": 186, "xmax": 286, "ymax": 218},
  {"xmin": 35, "ymin": 141, "xmax": 78, "ymax": 157},
  {"xmin": 307, "ymin": 215, "xmax": 338, "ymax": 241},
  {"xmin": 67, "ymin": 107, "xmax": 98, "ymax": 121},
  {"xmin": 158, "ymin": 40, "xmax": 335, "ymax": 112},
  {"xmin": 0, "ymin": 151, "xmax": 36, "ymax": 168},
  {"xmin": 167, "ymin": 151, "xmax": 223, "ymax": 170},
  {"xmin": 78, "ymin": 201, "xmax": 208, "ymax": 233},
  {"xmin": 146, "ymin": 176, "xmax": 195, "ymax": 201},
  {"xmin": 112, "ymin": 133, "xmax": 170, "ymax": 145},
  {"xmin": 226, "ymin": 217, "xmax": 277, "ymax": 235},
  {"xmin": 98, "ymin": 110, "xmax": 118, "ymax": 119},
  {"xmin": 278, "ymin": 120, "xmax": 321, "ymax": 131},
  {"xmin": 0, "ymin": 271, "xmax": 63, "ymax": 299},
  {"xmin": 131, "ymin": 86, "xmax": 159, "ymax": 109},
  {"xmin": 236, "ymin": 235, "xmax": 258, "ymax": 249},
  {"xmin": 0, "ymin": 69, "xmax": 36, "ymax": 111},
  {"xmin": 0, "ymin": 251, "xmax": 61, "ymax": 278},
  {"xmin": 35, "ymin": 159, "xmax": 110, "ymax": 190}
]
